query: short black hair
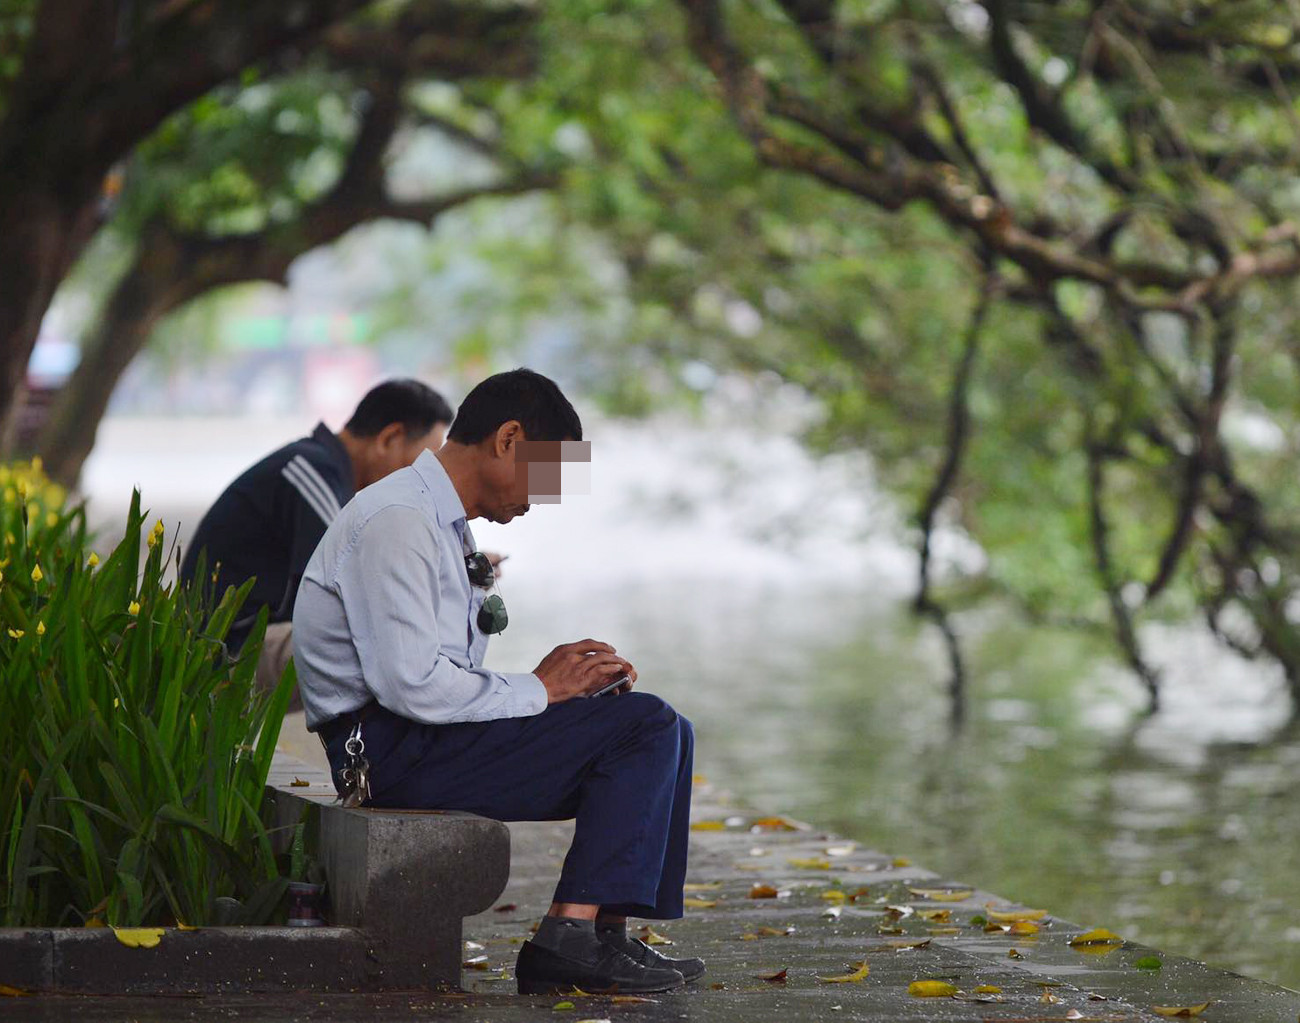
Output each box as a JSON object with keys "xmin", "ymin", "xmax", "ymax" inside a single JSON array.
[
  {"xmin": 446, "ymin": 368, "xmax": 582, "ymax": 445},
  {"xmin": 345, "ymin": 379, "xmax": 454, "ymax": 439}
]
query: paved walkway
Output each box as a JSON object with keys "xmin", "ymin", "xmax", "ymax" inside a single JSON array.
[{"xmin": 6, "ymin": 776, "xmax": 1298, "ymax": 1020}]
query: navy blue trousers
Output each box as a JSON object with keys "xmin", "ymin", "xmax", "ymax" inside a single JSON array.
[{"xmin": 323, "ymin": 692, "xmax": 694, "ymax": 919}]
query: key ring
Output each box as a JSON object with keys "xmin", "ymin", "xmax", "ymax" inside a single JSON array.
[{"xmin": 344, "ymin": 721, "xmax": 364, "ymax": 757}]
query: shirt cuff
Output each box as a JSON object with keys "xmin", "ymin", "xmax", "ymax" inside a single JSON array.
[{"xmin": 501, "ymin": 671, "xmax": 548, "ymax": 716}]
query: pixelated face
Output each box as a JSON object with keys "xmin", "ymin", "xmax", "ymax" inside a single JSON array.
[{"xmin": 513, "ymin": 440, "xmax": 591, "ymax": 506}]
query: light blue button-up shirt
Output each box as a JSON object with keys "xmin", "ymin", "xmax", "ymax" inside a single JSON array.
[{"xmin": 292, "ymin": 450, "xmax": 548, "ymax": 730}]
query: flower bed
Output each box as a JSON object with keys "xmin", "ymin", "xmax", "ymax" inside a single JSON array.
[{"xmin": 0, "ymin": 461, "xmax": 294, "ymax": 929}]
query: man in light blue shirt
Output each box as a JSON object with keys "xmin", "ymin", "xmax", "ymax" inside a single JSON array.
[{"xmin": 294, "ymin": 369, "xmax": 701, "ymax": 996}]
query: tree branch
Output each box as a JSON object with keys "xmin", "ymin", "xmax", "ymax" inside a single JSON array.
[{"xmin": 1085, "ymin": 430, "xmax": 1162, "ymax": 710}]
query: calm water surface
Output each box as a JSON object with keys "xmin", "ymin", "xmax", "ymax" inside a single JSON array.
[{"xmin": 486, "ymin": 577, "xmax": 1300, "ymax": 992}]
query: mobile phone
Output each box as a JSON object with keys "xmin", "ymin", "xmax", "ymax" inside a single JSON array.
[{"xmin": 591, "ymin": 672, "xmax": 631, "ymax": 698}]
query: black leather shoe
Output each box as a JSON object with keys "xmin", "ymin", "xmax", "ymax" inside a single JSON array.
[
  {"xmin": 600, "ymin": 933, "xmax": 707, "ymax": 984},
  {"xmin": 515, "ymin": 938, "xmax": 685, "ymax": 995}
]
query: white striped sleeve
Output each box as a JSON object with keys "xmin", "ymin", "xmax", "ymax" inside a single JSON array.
[{"xmin": 282, "ymin": 456, "xmax": 341, "ymax": 525}]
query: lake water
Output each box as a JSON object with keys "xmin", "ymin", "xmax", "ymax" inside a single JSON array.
[{"xmin": 83, "ymin": 410, "xmax": 1300, "ymax": 991}]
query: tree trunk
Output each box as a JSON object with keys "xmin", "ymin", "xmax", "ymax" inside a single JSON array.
[
  {"xmin": 36, "ymin": 231, "xmax": 193, "ymax": 488},
  {"xmin": 0, "ymin": 181, "xmax": 103, "ymax": 452}
]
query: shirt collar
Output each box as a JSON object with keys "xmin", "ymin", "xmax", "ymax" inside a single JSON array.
[{"xmin": 411, "ymin": 449, "xmax": 468, "ymax": 530}]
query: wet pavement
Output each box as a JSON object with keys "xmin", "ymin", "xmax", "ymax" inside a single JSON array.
[{"xmin": 4, "ymin": 777, "xmax": 1297, "ymax": 1021}]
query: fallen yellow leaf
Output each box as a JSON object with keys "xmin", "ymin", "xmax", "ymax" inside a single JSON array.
[
  {"xmin": 690, "ymin": 821, "xmax": 727, "ymax": 831},
  {"xmin": 1009, "ymin": 920, "xmax": 1041, "ymax": 935},
  {"xmin": 974, "ymin": 985, "xmax": 1002, "ymax": 994},
  {"xmin": 175, "ymin": 922, "xmax": 199, "ymax": 932},
  {"xmin": 987, "ymin": 907, "xmax": 1048, "ymax": 922},
  {"xmin": 682, "ymin": 882, "xmax": 722, "ymax": 892},
  {"xmin": 918, "ymin": 908, "xmax": 951, "ymax": 922},
  {"xmin": 1068, "ymin": 928, "xmax": 1123, "ymax": 949},
  {"xmin": 640, "ymin": 928, "xmax": 672, "ymax": 946},
  {"xmin": 112, "ymin": 927, "xmax": 164, "ymax": 949},
  {"xmin": 787, "ymin": 857, "xmax": 832, "ymax": 870},
  {"xmin": 1152, "ymin": 1003, "xmax": 1211, "ymax": 1018},
  {"xmin": 691, "ymin": 774, "xmax": 708, "ymax": 785},
  {"xmin": 821, "ymin": 889, "xmax": 848, "ymax": 903},
  {"xmin": 927, "ymin": 926, "xmax": 961, "ymax": 935},
  {"xmin": 909, "ymin": 888, "xmax": 973, "ymax": 902},
  {"xmin": 290, "ymin": 777, "xmax": 310, "ymax": 787},
  {"xmin": 1040, "ymin": 990, "xmax": 1062, "ymax": 1004},
  {"xmin": 909, "ymin": 980, "xmax": 958, "ymax": 997},
  {"xmin": 683, "ymin": 898, "xmax": 716, "ymax": 909},
  {"xmin": 0, "ymin": 985, "xmax": 29, "ymax": 997},
  {"xmin": 818, "ymin": 961, "xmax": 869, "ymax": 983},
  {"xmin": 892, "ymin": 857, "xmax": 911, "ymax": 867},
  {"xmin": 750, "ymin": 816, "xmax": 801, "ymax": 831}
]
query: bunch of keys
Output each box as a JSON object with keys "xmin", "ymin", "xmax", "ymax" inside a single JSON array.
[{"xmin": 338, "ymin": 721, "xmax": 371, "ymax": 808}]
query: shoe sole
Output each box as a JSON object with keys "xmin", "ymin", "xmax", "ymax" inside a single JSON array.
[{"xmin": 517, "ymin": 977, "xmax": 686, "ymax": 996}]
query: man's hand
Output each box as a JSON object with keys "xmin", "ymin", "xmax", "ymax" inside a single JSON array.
[{"xmin": 534, "ymin": 639, "xmax": 635, "ymax": 704}]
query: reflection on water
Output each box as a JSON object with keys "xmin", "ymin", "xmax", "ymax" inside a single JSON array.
[{"xmin": 487, "ymin": 579, "xmax": 1300, "ymax": 992}]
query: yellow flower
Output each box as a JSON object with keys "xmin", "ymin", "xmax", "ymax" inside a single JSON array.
[
  {"xmin": 146, "ymin": 519, "xmax": 165, "ymax": 549},
  {"xmin": 3, "ymin": 488, "xmax": 14, "ymax": 504},
  {"xmin": 35, "ymin": 621, "xmax": 45, "ymax": 636},
  {"xmin": 45, "ymin": 511, "xmax": 58, "ymax": 528},
  {"xmin": 29, "ymin": 456, "xmax": 42, "ymax": 474},
  {"xmin": 30, "ymin": 564, "xmax": 42, "ymax": 583},
  {"xmin": 7, "ymin": 628, "xmax": 23, "ymax": 639},
  {"xmin": 127, "ymin": 601, "xmax": 141, "ymax": 616},
  {"xmin": 87, "ymin": 552, "xmax": 99, "ymax": 568}
]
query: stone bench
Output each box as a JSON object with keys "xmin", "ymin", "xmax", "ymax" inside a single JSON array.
[{"xmin": 264, "ymin": 751, "xmax": 511, "ymax": 989}]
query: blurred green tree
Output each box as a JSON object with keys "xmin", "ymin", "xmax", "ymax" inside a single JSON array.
[
  {"xmin": 0, "ymin": 0, "xmax": 401, "ymax": 443},
  {"xmin": 447, "ymin": 0, "xmax": 1300, "ymax": 715},
  {"xmin": 33, "ymin": 2, "xmax": 553, "ymax": 485}
]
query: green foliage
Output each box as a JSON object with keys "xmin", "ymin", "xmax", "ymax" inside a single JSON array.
[
  {"xmin": 119, "ymin": 68, "xmax": 357, "ymax": 235},
  {"xmin": 421, "ymin": 0, "xmax": 1300, "ymax": 691},
  {"xmin": 0, "ymin": 464, "xmax": 294, "ymax": 927}
]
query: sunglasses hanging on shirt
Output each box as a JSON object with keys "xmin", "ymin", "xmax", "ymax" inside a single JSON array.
[{"xmin": 464, "ymin": 551, "xmax": 509, "ymax": 634}]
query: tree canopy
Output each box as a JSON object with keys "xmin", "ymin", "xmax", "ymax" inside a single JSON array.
[{"xmin": 11, "ymin": 0, "xmax": 1300, "ymax": 712}]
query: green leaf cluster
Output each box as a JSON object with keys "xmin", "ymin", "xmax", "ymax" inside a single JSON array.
[{"xmin": 0, "ymin": 465, "xmax": 294, "ymax": 927}]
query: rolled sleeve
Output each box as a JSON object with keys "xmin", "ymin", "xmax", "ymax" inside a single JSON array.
[{"xmin": 331, "ymin": 505, "xmax": 544, "ymax": 723}]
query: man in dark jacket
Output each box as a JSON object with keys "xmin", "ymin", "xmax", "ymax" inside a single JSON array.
[{"xmin": 180, "ymin": 378, "xmax": 454, "ymax": 691}]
